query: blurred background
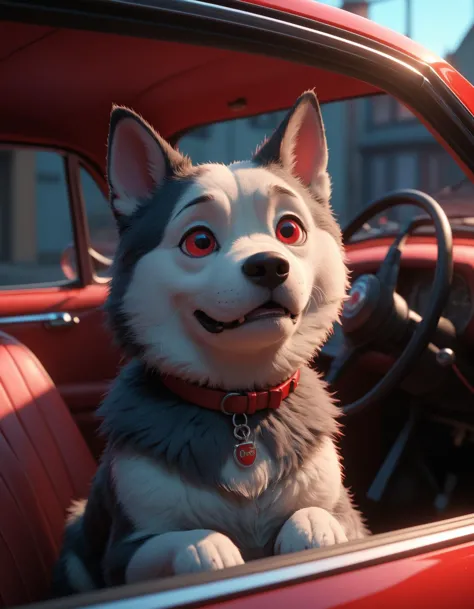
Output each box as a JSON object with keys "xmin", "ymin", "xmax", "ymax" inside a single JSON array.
[
  {"xmin": 1, "ymin": 0, "xmax": 474, "ymax": 287},
  {"xmin": 180, "ymin": 0, "xmax": 474, "ymax": 228}
]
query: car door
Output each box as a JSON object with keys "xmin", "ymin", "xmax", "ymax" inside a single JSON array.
[{"xmin": 0, "ymin": 145, "xmax": 121, "ymax": 457}]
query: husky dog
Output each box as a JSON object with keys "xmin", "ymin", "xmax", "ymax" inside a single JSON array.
[{"xmin": 52, "ymin": 91, "xmax": 368, "ymax": 596}]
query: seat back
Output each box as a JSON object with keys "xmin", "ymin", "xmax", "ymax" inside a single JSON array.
[{"xmin": 0, "ymin": 331, "xmax": 96, "ymax": 607}]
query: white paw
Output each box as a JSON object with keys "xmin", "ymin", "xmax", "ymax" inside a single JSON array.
[
  {"xmin": 275, "ymin": 507, "xmax": 348, "ymax": 555},
  {"xmin": 172, "ymin": 531, "xmax": 245, "ymax": 575}
]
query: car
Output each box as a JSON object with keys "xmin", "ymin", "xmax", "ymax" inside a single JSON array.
[{"xmin": 0, "ymin": 0, "xmax": 474, "ymax": 607}]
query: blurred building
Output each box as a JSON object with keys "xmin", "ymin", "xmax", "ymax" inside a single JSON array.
[
  {"xmin": 443, "ymin": 23, "xmax": 474, "ymax": 193},
  {"xmin": 179, "ymin": 102, "xmax": 353, "ymax": 225},
  {"xmin": 341, "ymin": 0, "xmax": 466, "ymax": 226},
  {"xmin": 180, "ymin": 0, "xmax": 470, "ymax": 226},
  {"xmin": 0, "ymin": 148, "xmax": 111, "ymax": 285},
  {"xmin": 448, "ymin": 24, "xmax": 474, "ymax": 82}
]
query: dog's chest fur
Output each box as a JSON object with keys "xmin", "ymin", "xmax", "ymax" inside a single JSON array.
[
  {"xmin": 99, "ymin": 361, "xmax": 343, "ymax": 556},
  {"xmin": 111, "ymin": 435, "xmax": 342, "ymax": 555}
]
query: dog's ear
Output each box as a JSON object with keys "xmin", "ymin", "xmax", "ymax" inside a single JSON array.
[
  {"xmin": 107, "ymin": 106, "xmax": 190, "ymax": 229},
  {"xmin": 253, "ymin": 91, "xmax": 329, "ymax": 197}
]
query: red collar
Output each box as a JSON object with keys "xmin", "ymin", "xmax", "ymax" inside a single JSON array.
[{"xmin": 160, "ymin": 370, "xmax": 300, "ymax": 415}]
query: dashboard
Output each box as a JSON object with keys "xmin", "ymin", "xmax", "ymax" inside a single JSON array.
[
  {"xmin": 320, "ymin": 240, "xmax": 474, "ymax": 359},
  {"xmin": 397, "ymin": 270, "xmax": 473, "ymax": 333},
  {"xmin": 321, "ymin": 268, "xmax": 473, "ymax": 360}
]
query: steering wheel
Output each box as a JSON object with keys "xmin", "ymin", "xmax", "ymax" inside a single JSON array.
[{"xmin": 326, "ymin": 189, "xmax": 453, "ymax": 415}]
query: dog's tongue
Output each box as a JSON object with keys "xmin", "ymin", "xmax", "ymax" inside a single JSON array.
[{"xmin": 246, "ymin": 304, "xmax": 286, "ymax": 322}]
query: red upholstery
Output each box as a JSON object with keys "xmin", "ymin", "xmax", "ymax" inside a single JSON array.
[{"xmin": 0, "ymin": 331, "xmax": 96, "ymax": 607}]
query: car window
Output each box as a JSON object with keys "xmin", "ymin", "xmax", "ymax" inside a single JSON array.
[
  {"xmin": 0, "ymin": 147, "xmax": 77, "ymax": 288},
  {"xmin": 178, "ymin": 94, "xmax": 467, "ymax": 235},
  {"xmin": 79, "ymin": 166, "xmax": 118, "ymax": 278}
]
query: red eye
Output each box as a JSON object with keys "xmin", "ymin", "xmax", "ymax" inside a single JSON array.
[
  {"xmin": 180, "ymin": 228, "xmax": 217, "ymax": 258},
  {"xmin": 276, "ymin": 218, "xmax": 305, "ymax": 245}
]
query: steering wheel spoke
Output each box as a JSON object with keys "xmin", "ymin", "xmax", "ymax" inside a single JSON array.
[
  {"xmin": 376, "ymin": 234, "xmax": 406, "ymax": 292},
  {"xmin": 326, "ymin": 340, "xmax": 363, "ymax": 386},
  {"xmin": 376, "ymin": 216, "xmax": 420, "ymax": 292}
]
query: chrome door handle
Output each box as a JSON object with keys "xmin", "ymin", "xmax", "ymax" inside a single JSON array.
[
  {"xmin": 44, "ymin": 312, "xmax": 80, "ymax": 329},
  {"xmin": 0, "ymin": 312, "xmax": 80, "ymax": 328}
]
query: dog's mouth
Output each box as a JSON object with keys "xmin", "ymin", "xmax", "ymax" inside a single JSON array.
[{"xmin": 194, "ymin": 300, "xmax": 297, "ymax": 334}]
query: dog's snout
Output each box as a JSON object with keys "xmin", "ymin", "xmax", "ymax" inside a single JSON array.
[{"xmin": 242, "ymin": 252, "xmax": 290, "ymax": 289}]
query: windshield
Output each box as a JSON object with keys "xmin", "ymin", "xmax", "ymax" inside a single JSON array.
[{"xmin": 178, "ymin": 95, "xmax": 473, "ymax": 239}]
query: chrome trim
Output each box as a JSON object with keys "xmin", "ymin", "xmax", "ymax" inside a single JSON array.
[
  {"xmin": 0, "ymin": 312, "xmax": 79, "ymax": 326},
  {"xmin": 121, "ymin": 0, "xmax": 423, "ymax": 77},
  {"xmin": 72, "ymin": 522, "xmax": 474, "ymax": 609}
]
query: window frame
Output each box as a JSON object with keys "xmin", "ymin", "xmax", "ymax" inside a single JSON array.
[
  {"xmin": 78, "ymin": 161, "xmax": 116, "ymax": 284},
  {"xmin": 0, "ymin": 149, "xmax": 12, "ymax": 263},
  {"xmin": 0, "ymin": 142, "xmax": 108, "ymax": 291}
]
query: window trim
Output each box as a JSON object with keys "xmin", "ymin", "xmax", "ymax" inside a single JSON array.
[
  {"xmin": 66, "ymin": 154, "xmax": 94, "ymax": 286},
  {"xmin": 77, "ymin": 160, "xmax": 115, "ymax": 284},
  {"xmin": 22, "ymin": 513, "xmax": 474, "ymax": 609},
  {"xmin": 0, "ymin": 149, "xmax": 12, "ymax": 263}
]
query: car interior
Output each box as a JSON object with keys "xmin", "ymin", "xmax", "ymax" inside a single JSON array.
[{"xmin": 0, "ymin": 3, "xmax": 474, "ymax": 608}]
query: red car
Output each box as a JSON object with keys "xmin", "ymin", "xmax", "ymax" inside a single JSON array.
[{"xmin": 0, "ymin": 0, "xmax": 474, "ymax": 608}]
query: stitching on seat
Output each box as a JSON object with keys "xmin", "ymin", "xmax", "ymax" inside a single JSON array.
[
  {"xmin": 8, "ymin": 344, "xmax": 78, "ymax": 498},
  {"xmin": 0, "ymin": 453, "xmax": 50, "ymax": 579},
  {"xmin": 0, "ymin": 345, "xmax": 67, "ymax": 540},
  {"xmin": 0, "ymin": 479, "xmax": 36, "ymax": 605},
  {"xmin": 0, "ymin": 376, "xmax": 61, "ymax": 554},
  {"xmin": 0, "ymin": 533, "xmax": 24, "ymax": 607},
  {"xmin": 0, "ymin": 432, "xmax": 52, "ymax": 575}
]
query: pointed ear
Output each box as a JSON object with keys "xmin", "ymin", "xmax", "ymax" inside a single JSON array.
[
  {"xmin": 253, "ymin": 91, "xmax": 329, "ymax": 198},
  {"xmin": 107, "ymin": 106, "xmax": 190, "ymax": 225}
]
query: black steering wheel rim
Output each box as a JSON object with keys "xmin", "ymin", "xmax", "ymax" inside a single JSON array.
[{"xmin": 333, "ymin": 189, "xmax": 453, "ymax": 415}]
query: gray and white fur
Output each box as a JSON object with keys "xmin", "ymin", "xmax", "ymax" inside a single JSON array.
[{"xmin": 52, "ymin": 91, "xmax": 368, "ymax": 596}]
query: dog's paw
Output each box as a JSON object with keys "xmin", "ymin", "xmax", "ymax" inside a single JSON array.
[
  {"xmin": 275, "ymin": 507, "xmax": 347, "ymax": 555},
  {"xmin": 172, "ymin": 531, "xmax": 244, "ymax": 575}
]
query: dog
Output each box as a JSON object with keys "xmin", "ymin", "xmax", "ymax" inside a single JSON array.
[{"xmin": 52, "ymin": 90, "xmax": 368, "ymax": 596}]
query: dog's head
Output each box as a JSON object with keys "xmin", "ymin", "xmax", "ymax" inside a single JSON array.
[{"xmin": 105, "ymin": 91, "xmax": 348, "ymax": 389}]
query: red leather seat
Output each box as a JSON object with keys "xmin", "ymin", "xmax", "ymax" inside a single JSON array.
[{"xmin": 0, "ymin": 331, "xmax": 96, "ymax": 607}]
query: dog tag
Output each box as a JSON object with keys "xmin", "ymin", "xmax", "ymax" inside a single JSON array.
[{"xmin": 234, "ymin": 441, "xmax": 257, "ymax": 468}]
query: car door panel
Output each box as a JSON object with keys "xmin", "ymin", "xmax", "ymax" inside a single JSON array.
[
  {"xmin": 0, "ymin": 283, "xmax": 121, "ymax": 457},
  {"xmin": 199, "ymin": 538, "xmax": 474, "ymax": 609}
]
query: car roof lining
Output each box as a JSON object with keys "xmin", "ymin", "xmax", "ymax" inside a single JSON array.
[{"xmin": 0, "ymin": 21, "xmax": 379, "ymax": 172}]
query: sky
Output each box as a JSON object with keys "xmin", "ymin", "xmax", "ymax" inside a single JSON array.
[{"xmin": 318, "ymin": 0, "xmax": 474, "ymax": 58}]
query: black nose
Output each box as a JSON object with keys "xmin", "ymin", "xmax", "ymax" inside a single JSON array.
[{"xmin": 242, "ymin": 251, "xmax": 290, "ymax": 290}]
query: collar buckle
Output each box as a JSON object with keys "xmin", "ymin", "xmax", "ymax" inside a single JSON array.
[
  {"xmin": 220, "ymin": 390, "xmax": 258, "ymax": 415},
  {"xmin": 220, "ymin": 392, "xmax": 242, "ymax": 415},
  {"xmin": 219, "ymin": 371, "xmax": 299, "ymax": 415}
]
